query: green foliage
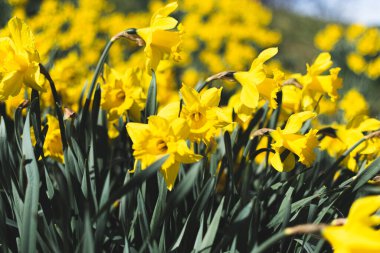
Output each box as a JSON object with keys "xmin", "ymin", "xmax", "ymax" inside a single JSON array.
[{"xmin": 0, "ymin": 37, "xmax": 379, "ymax": 253}]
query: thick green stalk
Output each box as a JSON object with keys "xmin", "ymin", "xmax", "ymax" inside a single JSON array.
[{"xmin": 39, "ymin": 64, "xmax": 67, "ymax": 150}]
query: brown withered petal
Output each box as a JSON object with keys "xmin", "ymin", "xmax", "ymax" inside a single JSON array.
[
  {"xmin": 282, "ymin": 78, "xmax": 303, "ymax": 89},
  {"xmin": 205, "ymin": 71, "xmax": 236, "ymax": 83},
  {"xmin": 249, "ymin": 128, "xmax": 273, "ymax": 139},
  {"xmin": 284, "ymin": 223, "xmax": 327, "ymax": 235},
  {"xmin": 365, "ymin": 130, "xmax": 380, "ymax": 140},
  {"xmin": 372, "ymin": 176, "xmax": 380, "ymax": 185},
  {"xmin": 18, "ymin": 99, "xmax": 30, "ymax": 109},
  {"xmin": 330, "ymin": 218, "xmax": 347, "ymax": 226},
  {"xmin": 63, "ymin": 107, "xmax": 77, "ymax": 120},
  {"xmin": 112, "ymin": 31, "xmax": 146, "ymax": 47}
]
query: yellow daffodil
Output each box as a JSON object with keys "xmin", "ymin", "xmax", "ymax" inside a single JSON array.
[
  {"xmin": 281, "ymin": 84, "xmax": 303, "ymax": 113},
  {"xmin": 233, "ymin": 47, "xmax": 278, "ymax": 110},
  {"xmin": 0, "ymin": 17, "xmax": 45, "ymax": 101},
  {"xmin": 339, "ymin": 89, "xmax": 368, "ymax": 122},
  {"xmin": 180, "ymin": 84, "xmax": 230, "ymax": 144},
  {"xmin": 126, "ymin": 116, "xmax": 202, "ymax": 190},
  {"xmin": 100, "ymin": 64, "xmax": 146, "ymax": 122},
  {"xmin": 320, "ymin": 111, "xmax": 380, "ymax": 173},
  {"xmin": 303, "ymin": 52, "xmax": 342, "ymax": 101},
  {"xmin": 346, "ymin": 52, "xmax": 367, "ymax": 74},
  {"xmin": 5, "ymin": 88, "xmax": 28, "ymax": 117},
  {"xmin": 338, "ymin": 116, "xmax": 379, "ymax": 172},
  {"xmin": 323, "ymin": 195, "xmax": 380, "ymax": 253},
  {"xmin": 44, "ymin": 114, "xmax": 64, "ymax": 163},
  {"xmin": 356, "ymin": 28, "xmax": 380, "ymax": 56},
  {"xmin": 345, "ymin": 24, "xmax": 366, "ymax": 42},
  {"xmin": 136, "ymin": 1, "xmax": 183, "ymax": 72},
  {"xmin": 270, "ymin": 111, "xmax": 318, "ymax": 172},
  {"xmin": 366, "ymin": 57, "xmax": 380, "ymax": 80},
  {"xmin": 314, "ymin": 24, "xmax": 343, "ymax": 51}
]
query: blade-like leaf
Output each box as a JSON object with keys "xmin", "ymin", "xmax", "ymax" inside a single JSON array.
[
  {"xmin": 95, "ymin": 156, "xmax": 167, "ymax": 220},
  {"xmin": 353, "ymin": 156, "xmax": 380, "ymax": 191},
  {"xmin": 21, "ymin": 111, "xmax": 40, "ymax": 253},
  {"xmin": 144, "ymin": 70, "xmax": 157, "ymax": 121},
  {"xmin": 199, "ymin": 197, "xmax": 225, "ymax": 253}
]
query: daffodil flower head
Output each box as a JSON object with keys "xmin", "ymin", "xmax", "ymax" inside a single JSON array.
[
  {"xmin": 180, "ymin": 84, "xmax": 230, "ymax": 144},
  {"xmin": 314, "ymin": 24, "xmax": 343, "ymax": 51},
  {"xmin": 136, "ymin": 1, "xmax": 183, "ymax": 72},
  {"xmin": 0, "ymin": 17, "xmax": 45, "ymax": 101},
  {"xmin": 270, "ymin": 111, "xmax": 318, "ymax": 172},
  {"xmin": 300, "ymin": 52, "xmax": 342, "ymax": 104},
  {"xmin": 100, "ymin": 64, "xmax": 146, "ymax": 122},
  {"xmin": 323, "ymin": 195, "xmax": 380, "ymax": 253},
  {"xmin": 339, "ymin": 89, "xmax": 369, "ymax": 122},
  {"xmin": 233, "ymin": 47, "xmax": 278, "ymax": 110},
  {"xmin": 126, "ymin": 116, "xmax": 202, "ymax": 190}
]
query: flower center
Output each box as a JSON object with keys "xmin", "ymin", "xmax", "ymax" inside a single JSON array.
[
  {"xmin": 156, "ymin": 139, "xmax": 168, "ymax": 153},
  {"xmin": 116, "ymin": 90, "xmax": 126, "ymax": 101},
  {"xmin": 190, "ymin": 112, "xmax": 203, "ymax": 122}
]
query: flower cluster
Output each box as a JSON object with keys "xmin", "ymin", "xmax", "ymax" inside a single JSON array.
[
  {"xmin": 315, "ymin": 23, "xmax": 380, "ymax": 79},
  {"xmin": 1, "ymin": 1, "xmax": 380, "ymax": 252}
]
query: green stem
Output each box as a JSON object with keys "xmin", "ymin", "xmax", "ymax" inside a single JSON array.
[
  {"xmin": 251, "ymin": 231, "xmax": 286, "ymax": 253},
  {"xmin": 86, "ymin": 40, "xmax": 115, "ymax": 101},
  {"xmin": 195, "ymin": 81, "xmax": 208, "ymax": 92},
  {"xmin": 80, "ymin": 39, "xmax": 115, "ymax": 126},
  {"xmin": 321, "ymin": 135, "xmax": 373, "ymax": 186},
  {"xmin": 78, "ymin": 30, "xmax": 135, "ymax": 142},
  {"xmin": 329, "ymin": 136, "xmax": 369, "ymax": 170},
  {"xmin": 39, "ymin": 64, "xmax": 67, "ymax": 150}
]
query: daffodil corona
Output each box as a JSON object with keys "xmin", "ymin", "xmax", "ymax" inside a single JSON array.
[
  {"xmin": 179, "ymin": 84, "xmax": 230, "ymax": 144},
  {"xmin": 100, "ymin": 65, "xmax": 146, "ymax": 122}
]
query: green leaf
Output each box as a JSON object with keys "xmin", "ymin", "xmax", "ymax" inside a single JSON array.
[
  {"xmin": 232, "ymin": 199, "xmax": 253, "ymax": 224},
  {"xmin": 95, "ymin": 156, "xmax": 167, "ymax": 220},
  {"xmin": 268, "ymin": 186, "xmax": 320, "ymax": 229},
  {"xmin": 0, "ymin": 195, "xmax": 8, "ymax": 249},
  {"xmin": 166, "ymin": 162, "xmax": 201, "ymax": 210},
  {"xmin": 137, "ymin": 190, "xmax": 150, "ymax": 240},
  {"xmin": 0, "ymin": 116, "xmax": 14, "ymax": 190},
  {"xmin": 95, "ymin": 172, "xmax": 111, "ymax": 249},
  {"xmin": 158, "ymin": 222, "xmax": 166, "ymax": 253},
  {"xmin": 199, "ymin": 197, "xmax": 225, "ymax": 253},
  {"xmin": 170, "ymin": 177, "xmax": 215, "ymax": 251},
  {"xmin": 82, "ymin": 210, "xmax": 94, "ymax": 253},
  {"xmin": 294, "ymin": 239, "xmax": 315, "ymax": 253},
  {"xmin": 144, "ymin": 70, "xmax": 157, "ymax": 121},
  {"xmin": 44, "ymin": 167, "xmax": 54, "ymax": 200},
  {"xmin": 193, "ymin": 213, "xmax": 204, "ymax": 251},
  {"xmin": 150, "ymin": 175, "xmax": 167, "ymax": 232},
  {"xmin": 11, "ymin": 181, "xmax": 24, "ymax": 230},
  {"xmin": 20, "ymin": 111, "xmax": 40, "ymax": 253},
  {"xmin": 353, "ymin": 156, "xmax": 380, "ymax": 191}
]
